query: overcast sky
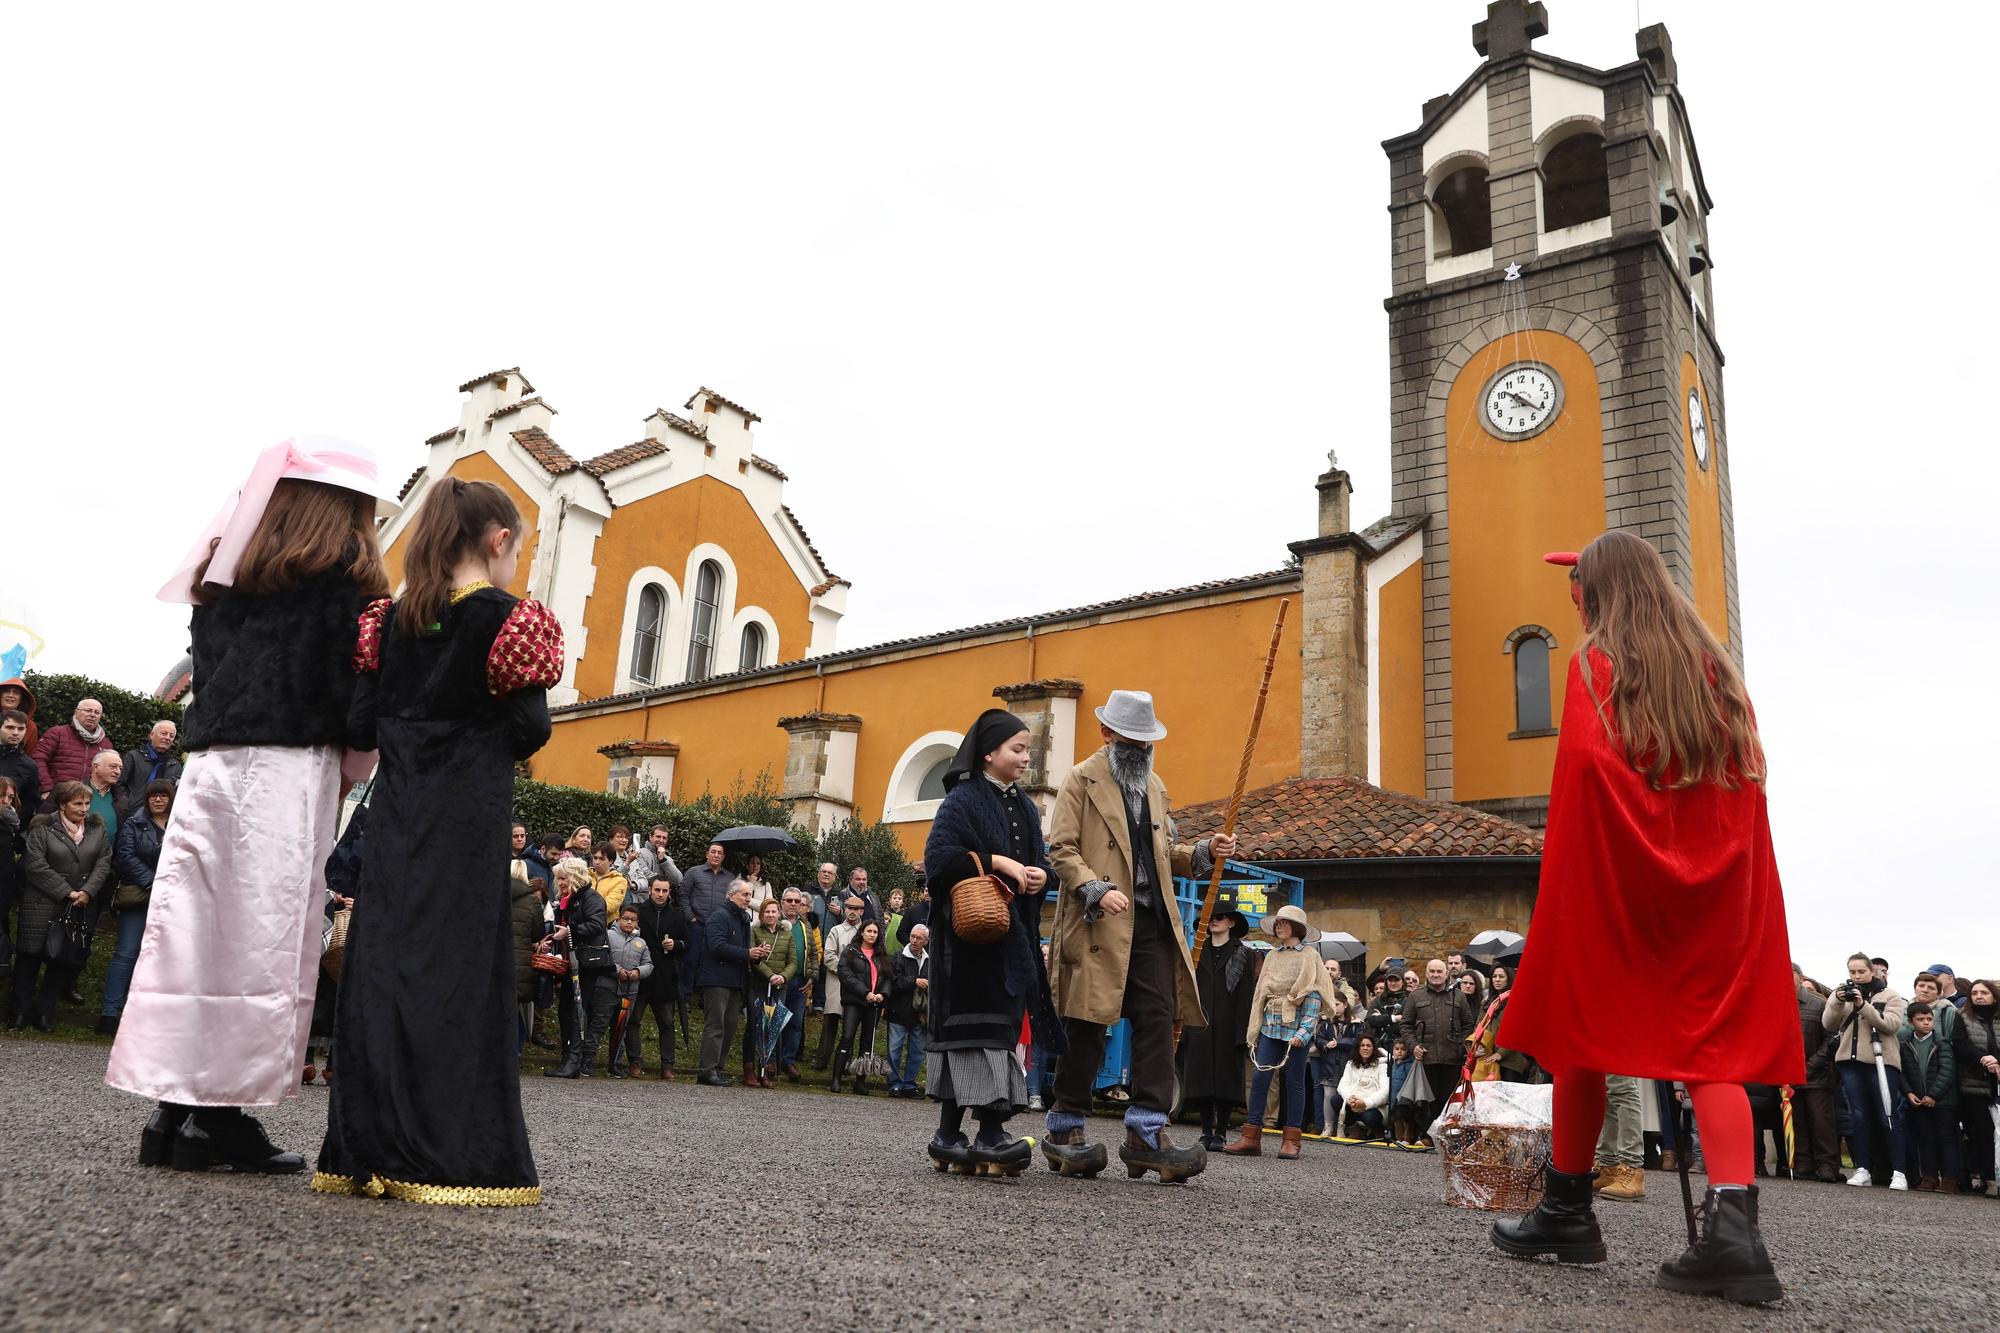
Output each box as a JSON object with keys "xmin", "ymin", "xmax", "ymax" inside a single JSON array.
[{"xmin": 5, "ymin": 2, "xmax": 1995, "ymax": 983}]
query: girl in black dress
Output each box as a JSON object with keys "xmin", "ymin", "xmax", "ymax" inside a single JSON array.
[
  {"xmin": 921, "ymin": 708, "xmax": 1065, "ymax": 1177},
  {"xmin": 314, "ymin": 478, "xmax": 562, "ymax": 1207}
]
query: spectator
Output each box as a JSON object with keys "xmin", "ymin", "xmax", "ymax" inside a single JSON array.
[
  {"xmin": 588, "ymin": 846, "xmax": 629, "ymax": 932},
  {"xmin": 1179, "ymin": 909, "xmax": 1257, "ymax": 1151},
  {"xmin": 32, "ymin": 698, "xmax": 116, "ymax": 807},
  {"xmin": 1910, "ymin": 972, "xmax": 1959, "ymax": 1050},
  {"xmin": 1823, "ymin": 952, "xmax": 1910, "ymax": 1190},
  {"xmin": 1311, "ymin": 985, "xmax": 1365, "ymax": 1137},
  {"xmin": 0, "ymin": 774, "xmax": 26, "ymax": 966},
  {"xmin": 1366, "ymin": 968, "xmax": 1407, "ymax": 1046},
  {"xmin": 1928, "ymin": 965, "xmax": 1966, "ymax": 1011},
  {"xmin": 1401, "ymin": 957, "xmax": 1475, "ymax": 1134},
  {"xmin": 832, "ymin": 918, "xmax": 887, "ymax": 1095},
  {"xmin": 537, "ymin": 832, "xmax": 566, "ymax": 871},
  {"xmin": 566, "ymin": 825, "xmax": 594, "ymax": 858},
  {"xmin": 809, "ymin": 861, "xmax": 839, "ymax": 932},
  {"xmin": 511, "ymin": 822, "xmax": 551, "ymax": 895},
  {"xmin": 0, "ymin": 679, "xmax": 40, "ymax": 755},
  {"xmin": 681, "ymin": 841, "xmax": 735, "ymax": 1001},
  {"xmin": 881, "ymin": 887, "xmax": 906, "ymax": 956},
  {"xmin": 1387, "ymin": 1037, "xmax": 1418, "ymax": 1143},
  {"xmin": 896, "ymin": 884, "xmax": 929, "ymax": 947},
  {"xmin": 606, "ymin": 905, "xmax": 653, "ymax": 1079},
  {"xmin": 634, "ymin": 875, "xmax": 688, "ymax": 1079},
  {"xmin": 509, "ymin": 863, "xmax": 541, "ymax": 1054},
  {"xmin": 544, "ymin": 858, "xmax": 614, "ymax": 1080},
  {"xmin": 1792, "ymin": 964, "xmax": 1842, "ymax": 1183},
  {"xmin": 1898, "ymin": 1001, "xmax": 1958, "ymax": 1192},
  {"xmin": 1226, "ymin": 905, "xmax": 1334, "ymax": 1160},
  {"xmin": 740, "ymin": 854, "xmax": 773, "ymax": 911},
  {"xmin": 845, "ymin": 866, "xmax": 883, "ymax": 925},
  {"xmin": 1, "ymin": 707, "xmax": 41, "ymax": 816},
  {"xmin": 815, "ymin": 895, "xmax": 864, "ymax": 1069},
  {"xmin": 1446, "ymin": 952, "xmax": 1467, "ymax": 977},
  {"xmin": 1952, "ymin": 979, "xmax": 1999, "ymax": 1197},
  {"xmin": 693, "ymin": 879, "xmax": 754, "ymax": 1086},
  {"xmin": 99, "ymin": 778, "xmax": 174, "ymax": 1036},
  {"xmin": 885, "ymin": 923, "xmax": 930, "ymax": 1099},
  {"xmin": 1592, "ymin": 1076, "xmax": 1646, "ymax": 1201},
  {"xmin": 746, "ymin": 897, "xmax": 796, "ymax": 1086},
  {"xmin": 606, "ymin": 825, "xmax": 633, "ymax": 876},
  {"xmin": 114, "ymin": 721, "xmax": 181, "ymax": 821},
  {"xmin": 1457, "ymin": 968, "xmax": 1487, "ymax": 1015},
  {"xmin": 776, "ymin": 888, "xmax": 818, "ymax": 1081},
  {"xmin": 1485, "ymin": 966, "xmax": 1538, "ymax": 1084},
  {"xmin": 627, "ymin": 825, "xmax": 681, "ymax": 891},
  {"xmin": 11, "ymin": 780, "xmax": 111, "ymax": 1030},
  {"xmin": 1334, "ymin": 1033, "xmax": 1390, "ymax": 1139}
]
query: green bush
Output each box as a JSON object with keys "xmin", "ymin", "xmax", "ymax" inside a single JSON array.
[{"xmin": 22, "ymin": 670, "xmax": 183, "ymax": 752}]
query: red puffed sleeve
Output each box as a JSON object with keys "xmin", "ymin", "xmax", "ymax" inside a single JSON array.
[
  {"xmin": 353, "ymin": 598, "xmax": 392, "ymax": 674},
  {"xmin": 487, "ymin": 598, "xmax": 565, "ymax": 696}
]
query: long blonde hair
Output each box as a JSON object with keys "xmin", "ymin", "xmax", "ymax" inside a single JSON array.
[{"xmin": 1575, "ymin": 531, "xmax": 1763, "ymax": 789}]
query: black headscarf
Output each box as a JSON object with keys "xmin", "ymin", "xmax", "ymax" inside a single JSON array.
[{"xmin": 942, "ymin": 708, "xmax": 1029, "ymax": 791}]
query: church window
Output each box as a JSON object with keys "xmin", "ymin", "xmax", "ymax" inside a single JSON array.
[
  {"xmin": 1430, "ymin": 165, "xmax": 1491, "ymax": 258},
  {"xmin": 916, "ymin": 754, "xmax": 951, "ymax": 802},
  {"xmin": 738, "ymin": 622, "xmax": 767, "ymax": 672},
  {"xmin": 1541, "ymin": 131, "xmax": 1609, "ymax": 231},
  {"xmin": 630, "ymin": 584, "xmax": 666, "ymax": 685},
  {"xmin": 687, "ymin": 560, "xmax": 723, "ymax": 681},
  {"xmin": 1504, "ymin": 626, "xmax": 1556, "ymax": 736}
]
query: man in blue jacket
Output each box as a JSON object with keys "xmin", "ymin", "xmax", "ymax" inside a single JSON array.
[{"xmin": 694, "ymin": 880, "xmax": 761, "ymax": 1086}]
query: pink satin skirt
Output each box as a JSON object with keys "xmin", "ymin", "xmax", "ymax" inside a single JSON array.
[{"xmin": 105, "ymin": 744, "xmax": 341, "ymax": 1108}]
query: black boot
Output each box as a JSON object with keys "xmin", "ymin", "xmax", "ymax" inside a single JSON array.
[
  {"xmin": 1041, "ymin": 1126, "xmax": 1109, "ymax": 1178},
  {"xmin": 172, "ymin": 1110, "xmax": 305, "ymax": 1175},
  {"xmin": 544, "ymin": 1049, "xmax": 584, "ymax": 1079},
  {"xmin": 928, "ymin": 1131, "xmax": 974, "ymax": 1175},
  {"xmin": 140, "ymin": 1103, "xmax": 192, "ymax": 1167},
  {"xmin": 1118, "ymin": 1127, "xmax": 1207, "ymax": 1183},
  {"xmin": 830, "ymin": 1052, "xmax": 847, "ymax": 1094},
  {"xmin": 1656, "ymin": 1187, "xmax": 1784, "ymax": 1305},
  {"xmin": 1490, "ymin": 1164, "xmax": 1607, "ymax": 1263},
  {"xmin": 969, "ymin": 1127, "xmax": 1033, "ymax": 1177}
]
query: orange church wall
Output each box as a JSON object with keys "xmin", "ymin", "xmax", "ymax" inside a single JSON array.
[
  {"xmin": 573, "ymin": 476, "xmax": 815, "ymax": 702},
  {"xmin": 539, "ymin": 588, "xmax": 1303, "ymax": 862},
  {"xmin": 1377, "ymin": 561, "xmax": 1425, "ymax": 796},
  {"xmin": 1446, "ymin": 332, "xmax": 1607, "ymax": 804},
  {"xmin": 1680, "ymin": 353, "xmax": 1729, "ymax": 643},
  {"xmin": 381, "ymin": 452, "xmax": 540, "ymax": 600}
]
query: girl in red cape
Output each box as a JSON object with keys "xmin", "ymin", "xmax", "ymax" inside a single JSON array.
[{"xmin": 1491, "ymin": 532, "xmax": 1802, "ymax": 1306}]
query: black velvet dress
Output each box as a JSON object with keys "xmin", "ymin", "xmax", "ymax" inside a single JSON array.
[
  {"xmin": 1178, "ymin": 936, "xmax": 1257, "ymax": 1110},
  {"xmin": 314, "ymin": 586, "xmax": 555, "ymax": 1206}
]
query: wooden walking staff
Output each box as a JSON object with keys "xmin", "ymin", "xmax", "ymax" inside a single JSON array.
[{"xmin": 1187, "ymin": 597, "xmax": 1290, "ymax": 969}]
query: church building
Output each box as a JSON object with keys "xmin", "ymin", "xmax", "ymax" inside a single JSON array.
[{"xmin": 353, "ymin": 3, "xmax": 1735, "ymax": 964}]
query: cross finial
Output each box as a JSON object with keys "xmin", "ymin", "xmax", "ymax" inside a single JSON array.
[
  {"xmin": 1472, "ymin": 0, "xmax": 1549, "ymax": 60},
  {"xmin": 1326, "ymin": 448, "xmax": 1340, "ymax": 471}
]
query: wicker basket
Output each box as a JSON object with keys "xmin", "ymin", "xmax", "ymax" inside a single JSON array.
[
  {"xmin": 1434, "ymin": 1082, "xmax": 1553, "ymax": 1212},
  {"xmin": 322, "ymin": 908, "xmax": 351, "ymax": 982}
]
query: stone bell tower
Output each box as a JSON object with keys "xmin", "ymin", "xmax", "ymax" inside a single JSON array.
[{"xmin": 1379, "ymin": 0, "xmax": 1737, "ymax": 826}]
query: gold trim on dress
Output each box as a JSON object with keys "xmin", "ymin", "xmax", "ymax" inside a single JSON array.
[
  {"xmin": 309, "ymin": 1171, "xmax": 358, "ymax": 1195},
  {"xmin": 449, "ymin": 581, "xmax": 494, "ymax": 605},
  {"xmin": 309, "ymin": 1169, "xmax": 539, "ymax": 1207}
]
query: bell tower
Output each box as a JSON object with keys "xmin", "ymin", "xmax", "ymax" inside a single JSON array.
[{"xmin": 1379, "ymin": 1, "xmax": 1735, "ymax": 827}]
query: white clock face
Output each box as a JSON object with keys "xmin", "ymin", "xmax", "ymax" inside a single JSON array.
[
  {"xmin": 1482, "ymin": 365, "xmax": 1562, "ymax": 439},
  {"xmin": 1688, "ymin": 389, "xmax": 1709, "ymax": 468}
]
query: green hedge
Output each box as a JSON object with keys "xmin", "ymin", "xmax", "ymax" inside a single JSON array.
[
  {"xmin": 21, "ymin": 670, "xmax": 183, "ymax": 752},
  {"xmin": 510, "ymin": 771, "xmax": 921, "ymax": 898}
]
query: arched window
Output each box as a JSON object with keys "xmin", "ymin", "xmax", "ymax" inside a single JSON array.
[
  {"xmin": 1541, "ymin": 132, "xmax": 1609, "ymax": 231},
  {"xmin": 738, "ymin": 621, "xmax": 767, "ymax": 672},
  {"xmin": 1504, "ymin": 626, "xmax": 1556, "ymax": 735},
  {"xmin": 916, "ymin": 753, "xmax": 952, "ymax": 801},
  {"xmin": 686, "ymin": 560, "xmax": 722, "ymax": 681},
  {"xmin": 1431, "ymin": 165, "xmax": 1492, "ymax": 258},
  {"xmin": 630, "ymin": 583, "xmax": 665, "ymax": 684}
]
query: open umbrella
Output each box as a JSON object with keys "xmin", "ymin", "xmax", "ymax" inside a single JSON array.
[
  {"xmin": 1465, "ymin": 929, "xmax": 1526, "ymax": 965},
  {"xmin": 712, "ymin": 825, "xmax": 801, "ymax": 857},
  {"xmin": 1310, "ymin": 930, "xmax": 1368, "ymax": 963}
]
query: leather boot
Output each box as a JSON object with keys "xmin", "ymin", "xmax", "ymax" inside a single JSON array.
[
  {"xmin": 1118, "ymin": 1127, "xmax": 1207, "ymax": 1183},
  {"xmin": 1223, "ymin": 1123, "xmax": 1262, "ymax": 1156},
  {"xmin": 830, "ymin": 1052, "xmax": 846, "ymax": 1094},
  {"xmin": 1490, "ymin": 1164, "xmax": 1607, "ymax": 1264},
  {"xmin": 172, "ymin": 1110, "xmax": 305, "ymax": 1175},
  {"xmin": 741, "ymin": 1060, "xmax": 758, "ymax": 1088},
  {"xmin": 1655, "ymin": 1187, "xmax": 1784, "ymax": 1304},
  {"xmin": 544, "ymin": 1049, "xmax": 584, "ymax": 1079},
  {"xmin": 140, "ymin": 1104, "xmax": 192, "ymax": 1167},
  {"xmin": 1659, "ymin": 1148, "xmax": 1680, "ymax": 1172},
  {"xmin": 1278, "ymin": 1127, "xmax": 1303, "ymax": 1160}
]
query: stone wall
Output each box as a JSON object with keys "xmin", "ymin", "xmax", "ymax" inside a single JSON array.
[{"xmin": 1297, "ymin": 868, "xmax": 1538, "ymax": 971}]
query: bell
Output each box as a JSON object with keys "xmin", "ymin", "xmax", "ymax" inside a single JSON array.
[
  {"xmin": 1686, "ymin": 240, "xmax": 1710, "ymax": 275},
  {"xmin": 1657, "ymin": 183, "xmax": 1680, "ymax": 228}
]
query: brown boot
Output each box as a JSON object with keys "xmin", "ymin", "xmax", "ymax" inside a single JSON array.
[
  {"xmin": 1598, "ymin": 1163, "xmax": 1646, "ymax": 1201},
  {"xmin": 1223, "ymin": 1123, "xmax": 1262, "ymax": 1156},
  {"xmin": 741, "ymin": 1061, "xmax": 759, "ymax": 1087},
  {"xmin": 1278, "ymin": 1128, "xmax": 1303, "ymax": 1160},
  {"xmin": 1659, "ymin": 1149, "xmax": 1680, "ymax": 1172},
  {"xmin": 1937, "ymin": 1179, "xmax": 1960, "ymax": 1195},
  {"xmin": 658, "ymin": 1065, "xmax": 675, "ymax": 1081},
  {"xmin": 1590, "ymin": 1160, "xmax": 1612, "ymax": 1190}
]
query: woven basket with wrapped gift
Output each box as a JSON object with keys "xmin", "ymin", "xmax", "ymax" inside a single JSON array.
[{"xmin": 1433, "ymin": 1069, "xmax": 1554, "ymax": 1212}]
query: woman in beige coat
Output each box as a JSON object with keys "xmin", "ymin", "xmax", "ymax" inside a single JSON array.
[{"xmin": 1225, "ymin": 905, "xmax": 1336, "ymax": 1159}]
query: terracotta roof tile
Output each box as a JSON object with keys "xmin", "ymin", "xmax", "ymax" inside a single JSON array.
[
  {"xmin": 809, "ymin": 578, "xmax": 848, "ymax": 597},
  {"xmin": 751, "ymin": 454, "xmax": 788, "ymax": 481},
  {"xmin": 1174, "ymin": 776, "xmax": 1542, "ymax": 861},
  {"xmin": 684, "ymin": 386, "xmax": 761, "ymax": 423},
  {"xmin": 423, "ymin": 426, "xmax": 460, "ymax": 446},
  {"xmin": 397, "ymin": 466, "xmax": 426, "ymax": 501},
  {"xmin": 511, "ymin": 426, "xmax": 577, "ymax": 476},
  {"xmin": 488, "ymin": 395, "xmax": 555, "ymax": 423},
  {"xmin": 581, "ymin": 439, "xmax": 667, "ymax": 477},
  {"xmin": 457, "ymin": 366, "xmax": 535, "ymax": 395},
  {"xmin": 646, "ymin": 408, "xmax": 708, "ymax": 442}
]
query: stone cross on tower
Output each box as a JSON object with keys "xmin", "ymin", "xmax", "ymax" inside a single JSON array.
[{"xmin": 1472, "ymin": 0, "xmax": 1548, "ymax": 59}]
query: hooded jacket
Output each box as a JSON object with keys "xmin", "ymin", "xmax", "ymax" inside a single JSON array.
[{"xmin": 0, "ymin": 677, "xmax": 40, "ymax": 755}]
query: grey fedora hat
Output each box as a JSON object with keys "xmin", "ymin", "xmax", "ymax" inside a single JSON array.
[{"xmin": 1095, "ymin": 689, "xmax": 1167, "ymax": 742}]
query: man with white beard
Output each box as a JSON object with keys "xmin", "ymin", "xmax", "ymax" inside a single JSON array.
[{"xmin": 1040, "ymin": 691, "xmax": 1234, "ymax": 1183}]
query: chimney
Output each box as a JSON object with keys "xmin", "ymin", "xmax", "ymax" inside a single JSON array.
[
  {"xmin": 1636, "ymin": 23, "xmax": 1678, "ymax": 85},
  {"xmin": 1317, "ymin": 452, "xmax": 1353, "ymax": 537}
]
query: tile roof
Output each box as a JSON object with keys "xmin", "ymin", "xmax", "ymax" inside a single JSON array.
[
  {"xmin": 1173, "ymin": 776, "xmax": 1542, "ymax": 861},
  {"xmin": 750, "ymin": 455, "xmax": 788, "ymax": 481},
  {"xmin": 511, "ymin": 426, "xmax": 578, "ymax": 476},
  {"xmin": 685, "ymin": 386, "xmax": 761, "ymax": 423},
  {"xmin": 488, "ymin": 395, "xmax": 556, "ymax": 423},
  {"xmin": 423, "ymin": 426, "xmax": 461, "ymax": 446},
  {"xmin": 809, "ymin": 578, "xmax": 847, "ymax": 598},
  {"xmin": 553, "ymin": 566, "xmax": 1301, "ymax": 715},
  {"xmin": 781, "ymin": 504, "xmax": 837, "ymax": 582},
  {"xmin": 457, "ymin": 367, "xmax": 535, "ymax": 395},
  {"xmin": 646, "ymin": 408, "xmax": 708, "ymax": 442},
  {"xmin": 581, "ymin": 439, "xmax": 666, "ymax": 478},
  {"xmin": 397, "ymin": 466, "xmax": 426, "ymax": 501}
]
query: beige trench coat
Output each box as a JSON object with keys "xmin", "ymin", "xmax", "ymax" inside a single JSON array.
[{"xmin": 1046, "ymin": 747, "xmax": 1205, "ymax": 1029}]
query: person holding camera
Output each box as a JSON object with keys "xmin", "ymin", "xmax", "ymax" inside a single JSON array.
[{"xmin": 1822, "ymin": 952, "xmax": 1910, "ymax": 1190}]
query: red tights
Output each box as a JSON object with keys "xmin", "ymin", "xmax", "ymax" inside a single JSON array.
[{"xmin": 1549, "ymin": 1070, "xmax": 1752, "ymax": 1187}]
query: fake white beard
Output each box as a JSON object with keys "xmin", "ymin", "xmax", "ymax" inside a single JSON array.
[{"xmin": 1108, "ymin": 741, "xmax": 1153, "ymax": 805}]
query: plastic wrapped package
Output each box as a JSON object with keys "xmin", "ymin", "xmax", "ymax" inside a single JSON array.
[{"xmin": 1432, "ymin": 1081, "xmax": 1554, "ymax": 1212}]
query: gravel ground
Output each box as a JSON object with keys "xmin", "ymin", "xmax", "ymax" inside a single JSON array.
[{"xmin": 2, "ymin": 1036, "xmax": 1995, "ymax": 1331}]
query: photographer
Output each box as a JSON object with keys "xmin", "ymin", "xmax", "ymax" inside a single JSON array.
[{"xmin": 1821, "ymin": 952, "xmax": 1910, "ymax": 1190}]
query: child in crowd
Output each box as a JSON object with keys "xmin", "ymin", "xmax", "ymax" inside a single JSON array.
[
  {"xmin": 606, "ymin": 906, "xmax": 654, "ymax": 1078},
  {"xmin": 1388, "ymin": 1037, "xmax": 1418, "ymax": 1143},
  {"xmin": 1899, "ymin": 1001, "xmax": 1960, "ymax": 1192}
]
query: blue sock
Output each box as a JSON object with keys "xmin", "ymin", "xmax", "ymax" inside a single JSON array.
[
  {"xmin": 1044, "ymin": 1109, "xmax": 1085, "ymax": 1135},
  {"xmin": 1124, "ymin": 1106, "xmax": 1168, "ymax": 1147}
]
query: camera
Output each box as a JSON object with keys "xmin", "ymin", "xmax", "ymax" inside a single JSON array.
[{"xmin": 1836, "ymin": 983, "xmax": 1862, "ymax": 1004}]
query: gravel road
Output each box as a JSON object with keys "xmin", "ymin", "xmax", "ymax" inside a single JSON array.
[{"xmin": 1, "ymin": 1037, "xmax": 1993, "ymax": 1330}]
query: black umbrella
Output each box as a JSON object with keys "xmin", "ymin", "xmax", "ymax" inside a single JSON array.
[{"xmin": 711, "ymin": 825, "xmax": 801, "ymax": 856}]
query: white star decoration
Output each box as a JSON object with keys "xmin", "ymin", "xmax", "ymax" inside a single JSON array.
[{"xmin": 1503, "ymin": 262, "xmax": 1523, "ymax": 281}]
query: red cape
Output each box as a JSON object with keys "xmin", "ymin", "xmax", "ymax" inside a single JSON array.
[{"xmin": 1498, "ymin": 650, "xmax": 1803, "ymax": 1086}]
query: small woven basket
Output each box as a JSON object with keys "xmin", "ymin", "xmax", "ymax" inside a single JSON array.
[
  {"xmin": 1434, "ymin": 1081, "xmax": 1553, "ymax": 1212},
  {"xmin": 322, "ymin": 908, "xmax": 352, "ymax": 982},
  {"xmin": 949, "ymin": 854, "xmax": 1015, "ymax": 945}
]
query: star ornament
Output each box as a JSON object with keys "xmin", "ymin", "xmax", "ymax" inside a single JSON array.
[{"xmin": 1503, "ymin": 262, "xmax": 1523, "ymax": 281}]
